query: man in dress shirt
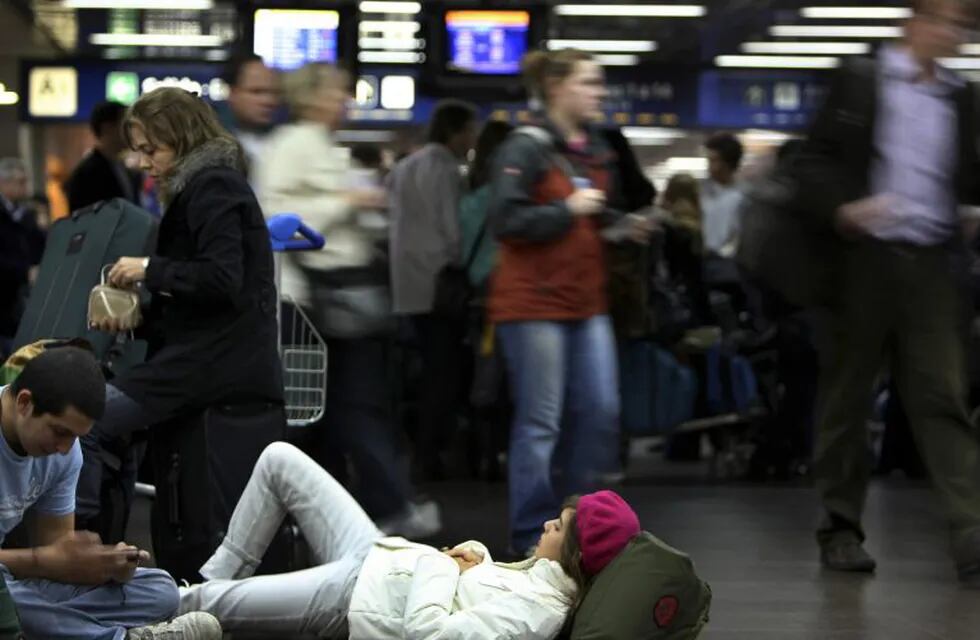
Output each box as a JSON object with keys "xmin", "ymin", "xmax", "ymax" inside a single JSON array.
[
  {"xmin": 801, "ymin": 0, "xmax": 980, "ymax": 585},
  {"xmin": 387, "ymin": 100, "xmax": 478, "ymax": 480}
]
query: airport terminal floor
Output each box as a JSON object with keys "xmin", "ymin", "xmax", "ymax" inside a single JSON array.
[
  {"xmin": 8, "ymin": 1, "xmax": 980, "ymax": 639},
  {"xmin": 124, "ymin": 449, "xmax": 980, "ymax": 640}
]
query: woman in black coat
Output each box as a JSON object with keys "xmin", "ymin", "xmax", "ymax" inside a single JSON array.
[{"xmin": 79, "ymin": 87, "xmax": 283, "ymax": 537}]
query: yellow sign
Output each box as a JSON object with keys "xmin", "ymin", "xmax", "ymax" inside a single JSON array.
[{"xmin": 29, "ymin": 67, "xmax": 77, "ymax": 117}]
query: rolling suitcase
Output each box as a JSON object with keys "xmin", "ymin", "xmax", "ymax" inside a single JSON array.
[
  {"xmin": 149, "ymin": 402, "xmax": 301, "ymax": 582},
  {"xmin": 13, "ymin": 198, "xmax": 157, "ymax": 376},
  {"xmin": 12, "ymin": 198, "xmax": 156, "ymax": 544}
]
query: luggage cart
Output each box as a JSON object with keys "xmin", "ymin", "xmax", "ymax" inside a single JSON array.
[{"xmin": 267, "ymin": 214, "xmax": 328, "ymax": 428}]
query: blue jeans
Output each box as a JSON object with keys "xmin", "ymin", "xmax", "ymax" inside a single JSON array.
[
  {"xmin": 497, "ymin": 315, "xmax": 620, "ymax": 552},
  {"xmin": 0, "ymin": 566, "xmax": 178, "ymax": 640}
]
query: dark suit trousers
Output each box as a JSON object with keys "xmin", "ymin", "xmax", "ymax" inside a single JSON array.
[{"xmin": 815, "ymin": 240, "xmax": 980, "ymax": 558}]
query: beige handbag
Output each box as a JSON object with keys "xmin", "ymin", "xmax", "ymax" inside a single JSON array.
[{"xmin": 88, "ymin": 265, "xmax": 142, "ymax": 331}]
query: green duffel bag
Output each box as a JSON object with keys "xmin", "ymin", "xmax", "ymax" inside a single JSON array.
[
  {"xmin": 0, "ymin": 573, "xmax": 23, "ymax": 640},
  {"xmin": 571, "ymin": 532, "xmax": 711, "ymax": 640}
]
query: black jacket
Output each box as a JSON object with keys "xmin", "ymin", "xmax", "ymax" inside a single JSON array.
[
  {"xmin": 114, "ymin": 138, "xmax": 283, "ymax": 417},
  {"xmin": 0, "ymin": 199, "xmax": 45, "ymax": 339},
  {"xmin": 799, "ymin": 56, "xmax": 980, "ymax": 224},
  {"xmin": 65, "ymin": 149, "xmax": 140, "ymax": 213}
]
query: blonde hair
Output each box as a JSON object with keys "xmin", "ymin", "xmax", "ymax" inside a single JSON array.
[
  {"xmin": 282, "ymin": 63, "xmax": 350, "ymax": 118},
  {"xmin": 521, "ymin": 49, "xmax": 595, "ymax": 105},
  {"xmin": 123, "ymin": 87, "xmax": 242, "ymax": 170}
]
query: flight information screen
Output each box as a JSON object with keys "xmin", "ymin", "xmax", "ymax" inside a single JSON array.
[
  {"xmin": 253, "ymin": 9, "xmax": 339, "ymax": 71},
  {"xmin": 445, "ymin": 10, "xmax": 530, "ymax": 75}
]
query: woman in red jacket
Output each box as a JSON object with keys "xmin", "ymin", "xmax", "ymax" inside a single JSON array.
[{"xmin": 488, "ymin": 49, "xmax": 647, "ymax": 556}]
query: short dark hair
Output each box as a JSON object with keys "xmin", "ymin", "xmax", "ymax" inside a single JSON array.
[
  {"xmin": 705, "ymin": 133, "xmax": 744, "ymax": 171},
  {"xmin": 222, "ymin": 52, "xmax": 266, "ymax": 88},
  {"xmin": 351, "ymin": 143, "xmax": 383, "ymax": 170},
  {"xmin": 427, "ymin": 100, "xmax": 478, "ymax": 145},
  {"xmin": 470, "ymin": 120, "xmax": 514, "ymax": 189},
  {"xmin": 10, "ymin": 347, "xmax": 106, "ymax": 421},
  {"xmin": 89, "ymin": 101, "xmax": 127, "ymax": 138}
]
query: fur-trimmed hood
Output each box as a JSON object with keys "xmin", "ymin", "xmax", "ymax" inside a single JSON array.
[{"xmin": 162, "ymin": 137, "xmax": 245, "ymax": 206}]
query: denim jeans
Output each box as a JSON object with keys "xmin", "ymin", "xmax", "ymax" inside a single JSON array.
[
  {"xmin": 0, "ymin": 566, "xmax": 178, "ymax": 640},
  {"xmin": 179, "ymin": 442, "xmax": 382, "ymax": 637},
  {"xmin": 497, "ymin": 315, "xmax": 620, "ymax": 552}
]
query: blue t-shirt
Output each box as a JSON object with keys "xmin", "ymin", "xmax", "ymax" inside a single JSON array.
[{"xmin": 0, "ymin": 386, "xmax": 82, "ymax": 547}]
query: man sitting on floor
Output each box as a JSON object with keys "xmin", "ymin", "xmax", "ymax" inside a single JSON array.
[{"xmin": 0, "ymin": 346, "xmax": 220, "ymax": 639}]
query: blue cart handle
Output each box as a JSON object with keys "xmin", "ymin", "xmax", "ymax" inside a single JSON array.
[{"xmin": 267, "ymin": 214, "xmax": 325, "ymax": 252}]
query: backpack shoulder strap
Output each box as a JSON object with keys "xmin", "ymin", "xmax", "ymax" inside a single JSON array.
[{"xmin": 512, "ymin": 126, "xmax": 580, "ymax": 179}]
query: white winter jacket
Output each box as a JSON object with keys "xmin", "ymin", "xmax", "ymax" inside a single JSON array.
[{"xmin": 347, "ymin": 537, "xmax": 577, "ymax": 640}]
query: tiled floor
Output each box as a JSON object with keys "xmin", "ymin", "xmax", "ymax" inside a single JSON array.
[{"xmin": 130, "ymin": 460, "xmax": 980, "ymax": 639}]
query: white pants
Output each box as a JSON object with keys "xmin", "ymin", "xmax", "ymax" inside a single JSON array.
[{"xmin": 178, "ymin": 442, "xmax": 382, "ymax": 637}]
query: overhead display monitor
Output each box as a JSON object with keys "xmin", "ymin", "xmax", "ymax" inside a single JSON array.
[
  {"xmin": 445, "ymin": 10, "xmax": 530, "ymax": 75},
  {"xmin": 253, "ymin": 9, "xmax": 339, "ymax": 71}
]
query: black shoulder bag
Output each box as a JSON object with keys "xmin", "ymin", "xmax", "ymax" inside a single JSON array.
[{"xmin": 432, "ymin": 221, "xmax": 488, "ymax": 318}]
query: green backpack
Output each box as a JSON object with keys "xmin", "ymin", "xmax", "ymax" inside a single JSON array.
[
  {"xmin": 0, "ymin": 338, "xmax": 94, "ymax": 386},
  {"xmin": 571, "ymin": 532, "xmax": 711, "ymax": 640}
]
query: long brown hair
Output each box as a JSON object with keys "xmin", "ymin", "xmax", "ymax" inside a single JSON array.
[
  {"xmin": 122, "ymin": 87, "xmax": 244, "ymax": 179},
  {"xmin": 558, "ymin": 495, "xmax": 590, "ymax": 607},
  {"xmin": 521, "ymin": 49, "xmax": 595, "ymax": 106}
]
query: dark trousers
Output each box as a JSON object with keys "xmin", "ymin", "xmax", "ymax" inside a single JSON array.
[
  {"xmin": 410, "ymin": 313, "xmax": 466, "ymax": 478},
  {"xmin": 815, "ymin": 240, "xmax": 980, "ymax": 558},
  {"xmin": 308, "ymin": 336, "xmax": 410, "ymax": 520},
  {"xmin": 77, "ymin": 384, "xmax": 158, "ymax": 543}
]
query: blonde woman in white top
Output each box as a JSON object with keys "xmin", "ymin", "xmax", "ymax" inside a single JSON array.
[{"xmin": 256, "ymin": 63, "xmax": 437, "ymax": 538}]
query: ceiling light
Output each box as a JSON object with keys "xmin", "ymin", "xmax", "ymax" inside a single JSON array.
[
  {"xmin": 554, "ymin": 4, "xmax": 705, "ymax": 17},
  {"xmin": 621, "ymin": 127, "xmax": 683, "ymax": 145},
  {"xmin": 715, "ymin": 55, "xmax": 841, "ymax": 69},
  {"xmin": 800, "ymin": 6, "xmax": 912, "ymax": 19},
  {"xmin": 770, "ymin": 25, "xmax": 901, "ymax": 38},
  {"xmin": 546, "ymin": 39, "xmax": 657, "ymax": 52},
  {"xmin": 0, "ymin": 83, "xmax": 18, "ymax": 106},
  {"xmin": 90, "ymin": 33, "xmax": 224, "ymax": 47},
  {"xmin": 61, "ymin": 0, "xmax": 212, "ymax": 8},
  {"xmin": 741, "ymin": 41, "xmax": 871, "ymax": 55},
  {"xmin": 359, "ymin": 20, "xmax": 421, "ymax": 33},
  {"xmin": 741, "ymin": 129, "xmax": 797, "ymax": 144},
  {"xmin": 939, "ymin": 57, "xmax": 980, "ymax": 69},
  {"xmin": 359, "ymin": 37, "xmax": 424, "ymax": 50},
  {"xmin": 664, "ymin": 157, "xmax": 709, "ymax": 172},
  {"xmin": 594, "ymin": 54, "xmax": 640, "ymax": 66},
  {"xmin": 380, "ymin": 76, "xmax": 415, "ymax": 110},
  {"xmin": 358, "ymin": 51, "xmax": 425, "ymax": 64},
  {"xmin": 960, "ymin": 44, "xmax": 980, "ymax": 55},
  {"xmin": 358, "ymin": 1, "xmax": 421, "ymax": 14},
  {"xmin": 335, "ymin": 130, "xmax": 397, "ymax": 143}
]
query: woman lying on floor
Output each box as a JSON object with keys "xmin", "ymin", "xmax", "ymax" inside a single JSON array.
[{"xmin": 178, "ymin": 442, "xmax": 641, "ymax": 639}]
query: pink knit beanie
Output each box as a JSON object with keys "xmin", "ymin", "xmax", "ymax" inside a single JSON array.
[{"xmin": 576, "ymin": 490, "xmax": 641, "ymax": 577}]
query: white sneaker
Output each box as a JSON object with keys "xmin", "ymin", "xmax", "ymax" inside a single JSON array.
[
  {"xmin": 126, "ymin": 612, "xmax": 222, "ymax": 640},
  {"xmin": 378, "ymin": 500, "xmax": 442, "ymax": 539}
]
